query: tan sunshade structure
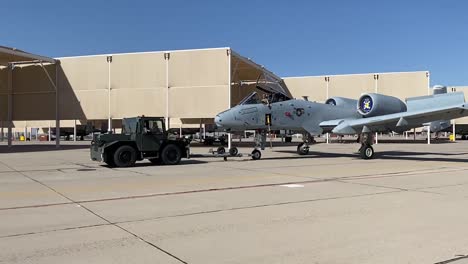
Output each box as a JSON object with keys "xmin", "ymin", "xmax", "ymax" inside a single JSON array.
[
  {"xmin": 0, "ymin": 46, "xmax": 59, "ymax": 147},
  {"xmin": 51, "ymin": 47, "xmax": 287, "ymax": 126},
  {"xmin": 283, "ymin": 71, "xmax": 430, "ymax": 102},
  {"xmin": 0, "ymin": 47, "xmax": 287, "ymax": 149},
  {"xmin": 0, "ymin": 46, "xmax": 55, "ymax": 65}
]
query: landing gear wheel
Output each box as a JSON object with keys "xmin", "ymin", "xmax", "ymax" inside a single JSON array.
[
  {"xmin": 229, "ymin": 147, "xmax": 238, "ymax": 156},
  {"xmin": 161, "ymin": 144, "xmax": 182, "ymax": 165},
  {"xmin": 297, "ymin": 143, "xmax": 309, "ymax": 155},
  {"xmin": 217, "ymin": 146, "xmax": 226, "ymax": 154},
  {"xmin": 149, "ymin": 158, "xmax": 161, "ymax": 165},
  {"xmin": 251, "ymin": 149, "xmax": 262, "ymax": 160},
  {"xmin": 113, "ymin": 145, "xmax": 137, "ymax": 167},
  {"xmin": 359, "ymin": 145, "xmax": 374, "ymax": 160}
]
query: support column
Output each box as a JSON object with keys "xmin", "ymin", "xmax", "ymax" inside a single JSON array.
[
  {"xmin": 375, "ymin": 132, "xmax": 378, "ymax": 144},
  {"xmin": 427, "ymin": 126, "xmax": 431, "ymax": 144},
  {"xmin": 7, "ymin": 63, "xmax": 13, "ymax": 148},
  {"xmin": 203, "ymin": 124, "xmax": 206, "ymax": 140},
  {"xmin": 413, "ymin": 128, "xmax": 416, "ymax": 141},
  {"xmin": 73, "ymin": 119, "xmax": 77, "ymax": 142},
  {"xmin": 374, "ymin": 74, "xmax": 379, "ymax": 93},
  {"xmin": 0, "ymin": 121, "xmax": 3, "ymax": 142},
  {"xmin": 55, "ymin": 64, "xmax": 60, "ymax": 148},
  {"xmin": 453, "ymin": 121, "xmax": 456, "ymax": 142},
  {"xmin": 325, "ymin": 76, "xmax": 330, "ymax": 99},
  {"xmin": 228, "ymin": 134, "xmax": 232, "ymax": 149},
  {"xmin": 107, "ymin": 56, "xmax": 112, "ymax": 132},
  {"xmin": 326, "ymin": 133, "xmax": 329, "ymax": 144},
  {"xmin": 426, "ymin": 72, "xmax": 430, "ymax": 95},
  {"xmin": 164, "ymin": 52, "xmax": 170, "ymax": 130},
  {"xmin": 227, "ymin": 48, "xmax": 232, "ymax": 150},
  {"xmin": 48, "ymin": 121, "xmax": 51, "ymax": 141}
]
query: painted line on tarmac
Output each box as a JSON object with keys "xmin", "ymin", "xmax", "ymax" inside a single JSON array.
[
  {"xmin": 0, "ymin": 160, "xmax": 189, "ymax": 264},
  {"xmin": 280, "ymin": 184, "xmax": 304, "ymax": 188},
  {"xmin": 1, "ymin": 166, "xmax": 466, "ymax": 211},
  {"xmin": 0, "ymin": 223, "xmax": 109, "ymax": 239},
  {"xmin": 1, "ymin": 189, "xmax": 401, "ymax": 240}
]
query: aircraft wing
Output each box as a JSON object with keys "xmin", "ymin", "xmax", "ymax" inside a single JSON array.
[{"xmin": 321, "ymin": 103, "xmax": 468, "ymax": 135}]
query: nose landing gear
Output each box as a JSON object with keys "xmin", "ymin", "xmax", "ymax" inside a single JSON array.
[
  {"xmin": 251, "ymin": 149, "xmax": 262, "ymax": 160},
  {"xmin": 297, "ymin": 142, "xmax": 309, "ymax": 155},
  {"xmin": 296, "ymin": 133, "xmax": 314, "ymax": 155}
]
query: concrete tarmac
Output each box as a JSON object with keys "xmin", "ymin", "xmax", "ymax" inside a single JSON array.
[{"xmin": 1, "ymin": 140, "xmax": 468, "ymax": 263}]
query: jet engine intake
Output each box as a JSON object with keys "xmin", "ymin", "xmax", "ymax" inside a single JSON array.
[
  {"xmin": 325, "ymin": 97, "xmax": 357, "ymax": 109},
  {"xmin": 357, "ymin": 93, "xmax": 407, "ymax": 117}
]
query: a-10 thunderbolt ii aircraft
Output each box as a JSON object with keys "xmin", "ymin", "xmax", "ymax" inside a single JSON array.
[{"xmin": 214, "ymin": 86, "xmax": 468, "ymax": 160}]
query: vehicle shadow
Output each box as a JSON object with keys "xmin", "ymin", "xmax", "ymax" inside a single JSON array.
[
  {"xmin": 100, "ymin": 159, "xmax": 208, "ymax": 168},
  {"xmin": 0, "ymin": 144, "xmax": 90, "ymax": 153}
]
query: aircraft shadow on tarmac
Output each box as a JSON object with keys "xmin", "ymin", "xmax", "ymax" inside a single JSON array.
[
  {"xmin": 0, "ymin": 144, "xmax": 90, "ymax": 153},
  {"xmin": 272, "ymin": 150, "xmax": 468, "ymax": 163},
  {"xmin": 204, "ymin": 139, "xmax": 454, "ymax": 148}
]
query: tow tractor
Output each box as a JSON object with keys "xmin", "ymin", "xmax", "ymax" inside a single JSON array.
[{"xmin": 91, "ymin": 116, "xmax": 190, "ymax": 167}]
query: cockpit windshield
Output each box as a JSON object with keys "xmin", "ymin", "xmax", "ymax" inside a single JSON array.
[
  {"xmin": 238, "ymin": 91, "xmax": 291, "ymax": 105},
  {"xmin": 239, "ymin": 92, "xmax": 260, "ymax": 105}
]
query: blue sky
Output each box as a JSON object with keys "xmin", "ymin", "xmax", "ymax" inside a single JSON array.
[{"xmin": 3, "ymin": 0, "xmax": 468, "ymax": 85}]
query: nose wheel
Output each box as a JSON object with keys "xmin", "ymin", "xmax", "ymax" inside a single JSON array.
[{"xmin": 297, "ymin": 143, "xmax": 310, "ymax": 155}]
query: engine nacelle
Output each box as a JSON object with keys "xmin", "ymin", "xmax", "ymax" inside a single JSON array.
[
  {"xmin": 357, "ymin": 93, "xmax": 407, "ymax": 117},
  {"xmin": 325, "ymin": 97, "xmax": 357, "ymax": 109},
  {"xmin": 432, "ymin": 85, "xmax": 447, "ymax": 95}
]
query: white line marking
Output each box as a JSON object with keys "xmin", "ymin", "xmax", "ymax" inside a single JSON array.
[{"xmin": 280, "ymin": 184, "xmax": 304, "ymax": 188}]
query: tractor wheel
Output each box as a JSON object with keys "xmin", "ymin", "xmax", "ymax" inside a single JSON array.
[
  {"xmin": 161, "ymin": 144, "xmax": 182, "ymax": 165},
  {"xmin": 104, "ymin": 151, "xmax": 116, "ymax": 167},
  {"xmin": 113, "ymin": 145, "xmax": 137, "ymax": 167}
]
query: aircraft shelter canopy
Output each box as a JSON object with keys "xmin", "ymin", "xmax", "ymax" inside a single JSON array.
[{"xmin": 0, "ymin": 45, "xmax": 59, "ymax": 147}]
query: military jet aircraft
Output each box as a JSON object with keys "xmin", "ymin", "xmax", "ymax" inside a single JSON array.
[{"xmin": 215, "ymin": 87, "xmax": 468, "ymax": 160}]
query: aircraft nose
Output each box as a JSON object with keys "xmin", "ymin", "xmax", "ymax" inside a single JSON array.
[
  {"xmin": 215, "ymin": 114, "xmax": 223, "ymax": 127},
  {"xmin": 215, "ymin": 109, "xmax": 238, "ymax": 129}
]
